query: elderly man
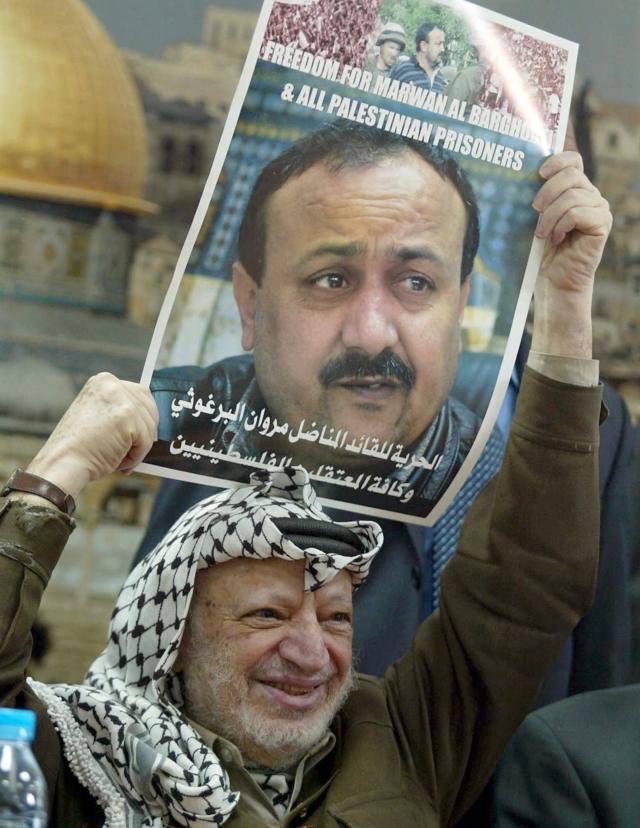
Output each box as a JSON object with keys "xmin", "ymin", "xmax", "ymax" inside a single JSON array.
[
  {"xmin": 389, "ymin": 21, "xmax": 447, "ymax": 92},
  {"xmin": 0, "ymin": 151, "xmax": 611, "ymax": 826},
  {"xmin": 150, "ymin": 122, "xmax": 483, "ymax": 514}
]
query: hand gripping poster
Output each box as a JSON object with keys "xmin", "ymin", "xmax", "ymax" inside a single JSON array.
[{"xmin": 140, "ymin": 0, "xmax": 577, "ymax": 524}]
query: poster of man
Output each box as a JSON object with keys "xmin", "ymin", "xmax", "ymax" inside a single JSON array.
[{"xmin": 140, "ymin": 0, "xmax": 577, "ymax": 523}]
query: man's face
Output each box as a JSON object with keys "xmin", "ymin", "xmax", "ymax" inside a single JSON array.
[
  {"xmin": 180, "ymin": 558, "xmax": 353, "ymax": 769},
  {"xmin": 420, "ymin": 27, "xmax": 445, "ymax": 68},
  {"xmin": 233, "ymin": 150, "xmax": 470, "ymax": 467},
  {"xmin": 379, "ymin": 39, "xmax": 402, "ymax": 69}
]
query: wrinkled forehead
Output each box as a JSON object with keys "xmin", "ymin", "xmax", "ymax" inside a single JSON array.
[{"xmin": 263, "ymin": 152, "xmax": 467, "ymax": 246}]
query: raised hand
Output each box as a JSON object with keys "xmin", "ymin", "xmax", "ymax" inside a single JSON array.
[
  {"xmin": 26, "ymin": 373, "xmax": 159, "ymax": 499},
  {"xmin": 531, "ymin": 151, "xmax": 612, "ymax": 359}
]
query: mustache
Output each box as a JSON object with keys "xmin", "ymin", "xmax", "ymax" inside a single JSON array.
[
  {"xmin": 319, "ymin": 348, "xmax": 416, "ymax": 389},
  {"xmin": 252, "ymin": 654, "xmax": 339, "ymax": 685}
]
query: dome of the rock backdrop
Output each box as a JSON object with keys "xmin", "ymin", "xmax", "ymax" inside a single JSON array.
[{"xmin": 0, "ymin": 0, "xmax": 152, "ymax": 214}]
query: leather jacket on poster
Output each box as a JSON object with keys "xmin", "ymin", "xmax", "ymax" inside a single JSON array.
[{"xmin": 148, "ymin": 354, "xmax": 480, "ymax": 516}]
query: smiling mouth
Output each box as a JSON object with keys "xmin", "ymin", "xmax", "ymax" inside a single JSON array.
[{"xmin": 262, "ymin": 681, "xmax": 317, "ymax": 696}]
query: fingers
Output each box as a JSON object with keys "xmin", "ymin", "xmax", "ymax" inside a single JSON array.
[
  {"xmin": 116, "ymin": 385, "xmax": 158, "ymax": 473},
  {"xmin": 533, "ymin": 153, "xmax": 611, "ymax": 246},
  {"xmin": 533, "ymin": 163, "xmax": 596, "ymax": 213},
  {"xmin": 28, "ymin": 373, "xmax": 160, "ymax": 497},
  {"xmin": 118, "ymin": 443, "xmax": 153, "ymax": 474},
  {"xmin": 538, "ymin": 150, "xmax": 583, "ymax": 179},
  {"xmin": 117, "ymin": 380, "xmax": 159, "ymax": 449},
  {"xmin": 82, "ymin": 374, "xmax": 157, "ymax": 459},
  {"xmin": 535, "ymin": 189, "xmax": 609, "ymax": 246},
  {"xmin": 84, "ymin": 374, "xmax": 157, "ymax": 429},
  {"xmin": 120, "ymin": 380, "xmax": 159, "ymax": 433},
  {"xmin": 91, "ymin": 376, "xmax": 158, "ymax": 474}
]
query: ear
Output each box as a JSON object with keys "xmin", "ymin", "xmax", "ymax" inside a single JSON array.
[
  {"xmin": 232, "ymin": 261, "xmax": 258, "ymax": 352},
  {"xmin": 458, "ymin": 274, "xmax": 471, "ymax": 321}
]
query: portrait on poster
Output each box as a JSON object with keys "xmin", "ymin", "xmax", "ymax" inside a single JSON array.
[{"xmin": 140, "ymin": 0, "xmax": 577, "ymax": 524}]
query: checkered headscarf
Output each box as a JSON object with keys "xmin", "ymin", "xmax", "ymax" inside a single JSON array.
[{"xmin": 29, "ymin": 469, "xmax": 383, "ymax": 827}]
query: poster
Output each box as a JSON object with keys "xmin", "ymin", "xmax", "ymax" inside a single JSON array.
[{"xmin": 139, "ymin": 0, "xmax": 577, "ymax": 524}]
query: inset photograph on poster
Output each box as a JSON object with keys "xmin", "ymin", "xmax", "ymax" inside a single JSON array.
[{"xmin": 140, "ymin": 0, "xmax": 577, "ymax": 523}]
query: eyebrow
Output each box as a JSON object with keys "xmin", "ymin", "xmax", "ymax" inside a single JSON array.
[
  {"xmin": 391, "ymin": 244, "xmax": 446, "ymax": 268},
  {"xmin": 298, "ymin": 242, "xmax": 363, "ymax": 266},
  {"xmin": 240, "ymin": 589, "xmax": 299, "ymax": 608},
  {"xmin": 298, "ymin": 242, "xmax": 447, "ymax": 270}
]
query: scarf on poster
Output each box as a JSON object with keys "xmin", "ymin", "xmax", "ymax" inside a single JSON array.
[{"xmin": 29, "ymin": 469, "xmax": 383, "ymax": 828}]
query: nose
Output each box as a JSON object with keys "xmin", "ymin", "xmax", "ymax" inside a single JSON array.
[
  {"xmin": 278, "ymin": 615, "xmax": 331, "ymax": 674},
  {"xmin": 340, "ymin": 283, "xmax": 400, "ymax": 356}
]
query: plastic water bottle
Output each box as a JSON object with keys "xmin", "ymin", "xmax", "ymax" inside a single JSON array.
[{"xmin": 0, "ymin": 709, "xmax": 47, "ymax": 827}]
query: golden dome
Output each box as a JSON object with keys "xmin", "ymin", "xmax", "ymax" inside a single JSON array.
[{"xmin": 0, "ymin": 0, "xmax": 155, "ymax": 214}]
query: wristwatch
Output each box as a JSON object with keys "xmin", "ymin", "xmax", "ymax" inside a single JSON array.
[{"xmin": 1, "ymin": 469, "xmax": 76, "ymax": 515}]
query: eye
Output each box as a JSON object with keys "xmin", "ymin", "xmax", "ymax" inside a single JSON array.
[
  {"xmin": 324, "ymin": 611, "xmax": 352, "ymax": 627},
  {"xmin": 251, "ymin": 608, "xmax": 282, "ymax": 620},
  {"xmin": 311, "ymin": 272, "xmax": 346, "ymax": 289},
  {"xmin": 400, "ymin": 273, "xmax": 435, "ymax": 292}
]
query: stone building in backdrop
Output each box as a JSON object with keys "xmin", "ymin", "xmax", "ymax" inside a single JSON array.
[{"xmin": 586, "ymin": 92, "xmax": 640, "ymax": 420}]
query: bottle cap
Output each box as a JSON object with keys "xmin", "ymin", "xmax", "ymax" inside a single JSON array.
[{"xmin": 0, "ymin": 708, "xmax": 36, "ymax": 741}]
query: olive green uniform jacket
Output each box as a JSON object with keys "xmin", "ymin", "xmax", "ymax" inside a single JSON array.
[{"xmin": 0, "ymin": 369, "xmax": 602, "ymax": 827}]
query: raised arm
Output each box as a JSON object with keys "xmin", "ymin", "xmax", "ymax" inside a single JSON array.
[
  {"xmin": 532, "ymin": 149, "xmax": 611, "ymax": 360},
  {"xmin": 0, "ymin": 373, "xmax": 158, "ymax": 707},
  {"xmin": 384, "ymin": 152, "xmax": 611, "ymax": 826}
]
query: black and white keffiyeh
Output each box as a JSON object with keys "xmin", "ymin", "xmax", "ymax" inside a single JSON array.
[{"xmin": 29, "ymin": 469, "xmax": 382, "ymax": 827}]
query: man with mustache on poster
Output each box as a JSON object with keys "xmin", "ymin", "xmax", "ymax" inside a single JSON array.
[
  {"xmin": 389, "ymin": 20, "xmax": 448, "ymax": 92},
  {"xmin": 150, "ymin": 122, "xmax": 484, "ymax": 514}
]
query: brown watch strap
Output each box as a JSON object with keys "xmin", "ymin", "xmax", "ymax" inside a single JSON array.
[{"xmin": 1, "ymin": 469, "xmax": 76, "ymax": 515}]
